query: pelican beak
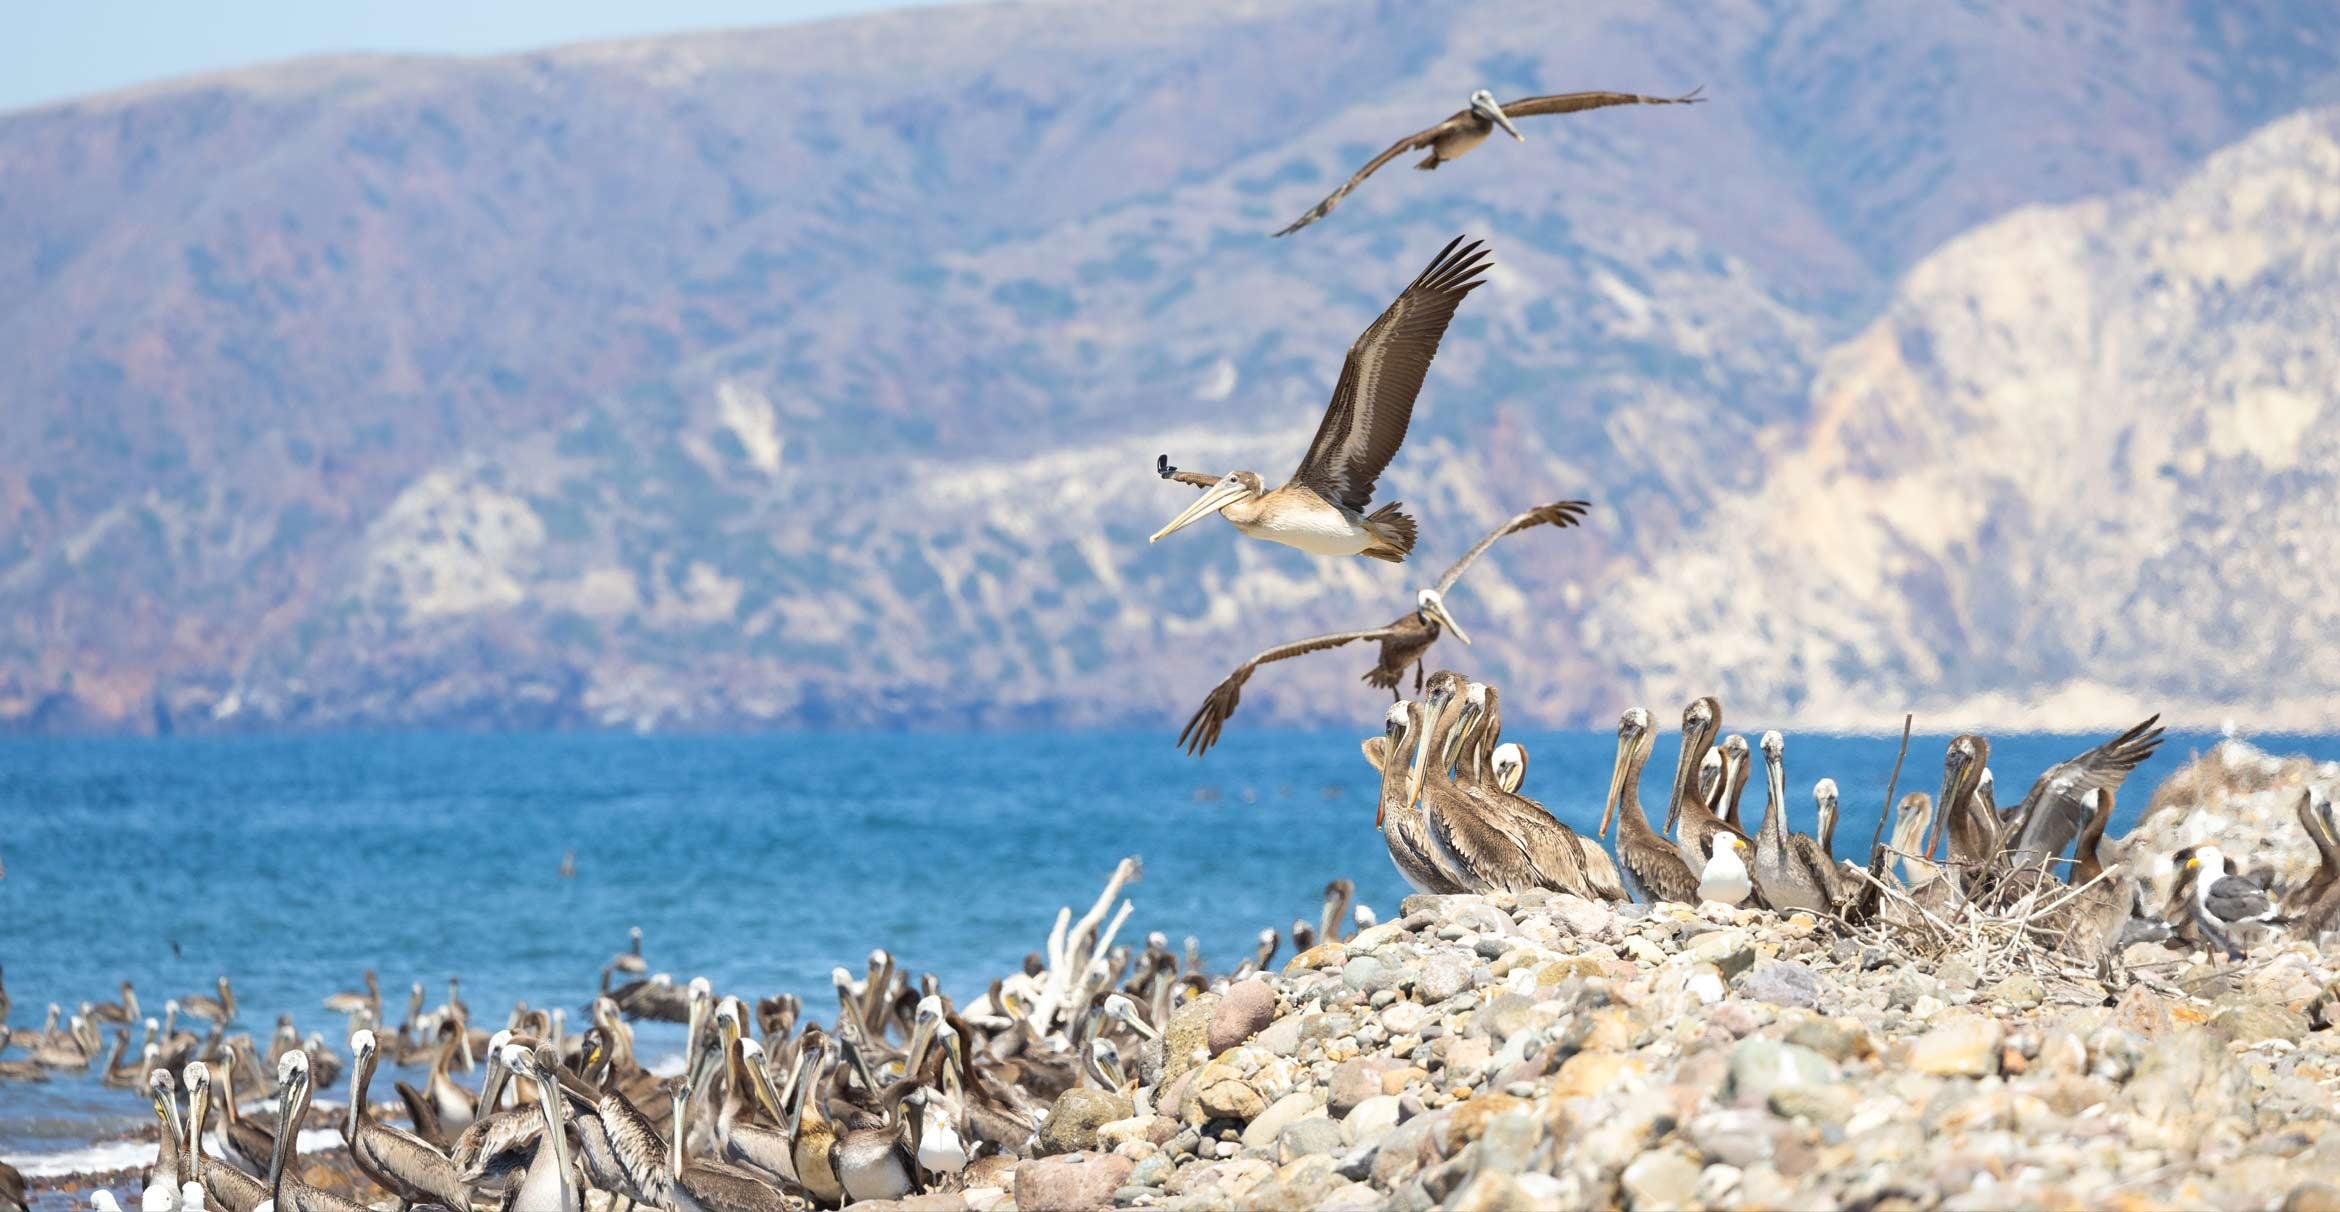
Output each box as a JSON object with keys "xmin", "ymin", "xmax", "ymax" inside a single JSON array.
[
  {"xmin": 1484, "ymin": 99, "xmax": 1524, "ymax": 141},
  {"xmin": 1404, "ymin": 711, "xmax": 1439, "ymax": 816},
  {"xmin": 1420, "ymin": 597, "xmax": 1471, "ymax": 646},
  {"xmin": 1600, "ymin": 738, "xmax": 1628, "ymax": 840},
  {"xmin": 1148, "ymin": 476, "xmax": 1249, "ymax": 543}
]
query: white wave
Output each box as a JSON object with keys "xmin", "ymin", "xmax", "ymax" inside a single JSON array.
[{"xmin": 13, "ymin": 1128, "xmax": 344, "ymax": 1179}]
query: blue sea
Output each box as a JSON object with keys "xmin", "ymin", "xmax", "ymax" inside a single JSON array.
[{"xmin": 0, "ymin": 726, "xmax": 2328, "ymax": 1170}]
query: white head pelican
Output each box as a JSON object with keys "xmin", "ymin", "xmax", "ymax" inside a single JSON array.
[
  {"xmin": 1274, "ymin": 86, "xmax": 1705, "ymax": 235},
  {"xmin": 1150, "ymin": 236, "xmax": 1492, "ymax": 562}
]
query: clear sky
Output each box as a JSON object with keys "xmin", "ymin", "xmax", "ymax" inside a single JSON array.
[{"xmin": 1, "ymin": 0, "xmax": 948, "ymax": 114}]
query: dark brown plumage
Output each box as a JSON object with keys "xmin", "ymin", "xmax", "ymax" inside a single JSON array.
[
  {"xmin": 1275, "ymin": 88, "xmax": 1704, "ymax": 235},
  {"xmin": 2002, "ymin": 716, "xmax": 2164, "ymax": 869},
  {"xmin": 1174, "ymin": 500, "xmax": 1588, "ymax": 755}
]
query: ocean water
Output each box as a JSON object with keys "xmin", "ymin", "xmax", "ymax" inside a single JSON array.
[{"xmin": 0, "ymin": 725, "xmax": 2328, "ymax": 1166}]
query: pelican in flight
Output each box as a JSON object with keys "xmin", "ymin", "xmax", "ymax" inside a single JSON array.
[
  {"xmin": 1273, "ymin": 87, "xmax": 1705, "ymax": 235},
  {"xmin": 1150, "ymin": 236, "xmax": 1492, "ymax": 562},
  {"xmin": 1173, "ymin": 499, "xmax": 1589, "ymax": 754}
]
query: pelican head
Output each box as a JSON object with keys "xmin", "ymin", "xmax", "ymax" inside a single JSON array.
[
  {"xmin": 1813, "ymin": 777, "xmax": 1840, "ymax": 838},
  {"xmin": 1415, "ymin": 588, "xmax": 1471, "ymax": 645},
  {"xmin": 1490, "ymin": 742, "xmax": 1526, "ymax": 794},
  {"xmin": 1148, "ymin": 471, "xmax": 1264, "ymax": 543},
  {"xmin": 1378, "ymin": 701, "xmax": 1415, "ymax": 828},
  {"xmin": 1469, "ymin": 89, "xmax": 1524, "ymax": 141},
  {"xmin": 1760, "ymin": 730, "xmax": 1783, "ymax": 761},
  {"xmin": 1696, "ymin": 748, "xmax": 1723, "ymax": 802},
  {"xmin": 1599, "ymin": 707, "xmax": 1653, "ymax": 839}
]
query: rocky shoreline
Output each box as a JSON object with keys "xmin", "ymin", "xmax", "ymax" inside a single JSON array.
[{"xmin": 1011, "ymin": 889, "xmax": 2340, "ymax": 1212}]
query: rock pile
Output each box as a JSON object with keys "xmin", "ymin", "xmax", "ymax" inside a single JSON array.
[{"xmin": 1005, "ymin": 890, "xmax": 2340, "ymax": 1212}]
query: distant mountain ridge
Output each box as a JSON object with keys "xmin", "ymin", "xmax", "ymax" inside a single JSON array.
[{"xmin": 3, "ymin": 0, "xmax": 2338, "ymax": 733}]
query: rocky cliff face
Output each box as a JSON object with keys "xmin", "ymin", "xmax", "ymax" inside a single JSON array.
[
  {"xmin": 1589, "ymin": 108, "xmax": 2340, "ymax": 732},
  {"xmin": 2, "ymin": 0, "xmax": 2336, "ymax": 732}
]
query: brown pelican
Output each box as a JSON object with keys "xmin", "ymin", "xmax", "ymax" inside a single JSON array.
[
  {"xmin": 1884, "ymin": 791, "xmax": 1938, "ymax": 886},
  {"xmin": 184, "ymin": 1062, "xmax": 268, "ymax": 1212},
  {"xmin": 1924, "ymin": 735, "xmax": 1995, "ymax": 876},
  {"xmin": 1716, "ymin": 735, "xmax": 1752, "ymax": 830},
  {"xmin": 1490, "ymin": 742, "xmax": 1526, "ymax": 794},
  {"xmin": 1148, "ymin": 236, "xmax": 1492, "ymax": 563},
  {"xmin": 1373, "ymin": 702, "xmax": 1469, "ymax": 894},
  {"xmin": 1698, "ymin": 834, "xmax": 1754, "ymax": 908},
  {"xmin": 1451, "ymin": 681, "xmax": 1625, "ymax": 901},
  {"xmin": 1748, "ymin": 732, "xmax": 1836, "ymax": 913},
  {"xmin": 182, "ymin": 977, "xmax": 237, "ymax": 1026},
  {"xmin": 1273, "ymin": 87, "xmax": 1706, "ymax": 235},
  {"xmin": 2171, "ymin": 846, "xmax": 2277, "ymax": 959},
  {"xmin": 602, "ymin": 927, "xmax": 649, "ymax": 991},
  {"xmin": 345, "ymin": 1030, "xmax": 469, "ymax": 1210},
  {"xmin": 0, "ymin": 1029, "xmax": 47, "ymax": 1083},
  {"xmin": 1173, "ymin": 500, "xmax": 1588, "ymax": 753},
  {"xmin": 1664, "ymin": 698, "xmax": 1747, "ymax": 876},
  {"xmin": 1813, "ymin": 779, "xmax": 1841, "ymax": 855},
  {"xmin": 498, "ymin": 1044, "xmax": 581, "ymax": 1212},
  {"xmin": 2287, "ymin": 791, "xmax": 2340, "ymax": 935},
  {"xmin": 1399, "ymin": 676, "xmax": 1572, "ymax": 894},
  {"xmin": 91, "ymin": 981, "xmax": 142, "ymax": 1027},
  {"xmin": 668, "ymin": 1079, "xmax": 795, "ymax": 1212},
  {"xmin": 320, "ymin": 972, "xmax": 380, "ymax": 1023},
  {"xmin": 145, "ymin": 1068, "xmax": 186, "ymax": 1196},
  {"xmin": 830, "ymin": 1081, "xmax": 929, "ymax": 1205},
  {"xmin": 720, "ymin": 1038, "xmax": 799, "ymax": 1184},
  {"xmin": 788, "ymin": 1038, "xmax": 846, "ymax": 1207},
  {"xmin": 0, "ymin": 1159, "xmax": 20, "ymax": 1212},
  {"xmin": 262, "ymin": 1051, "xmax": 367, "ymax": 1212},
  {"xmin": 1597, "ymin": 708, "xmax": 1700, "ymax": 906},
  {"xmin": 2001, "ymin": 718, "xmax": 2164, "ymax": 870},
  {"xmin": 215, "ymin": 1044, "xmax": 278, "ymax": 1173}
]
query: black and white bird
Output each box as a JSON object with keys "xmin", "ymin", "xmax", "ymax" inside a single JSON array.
[{"xmin": 2172, "ymin": 845, "xmax": 2277, "ymax": 959}]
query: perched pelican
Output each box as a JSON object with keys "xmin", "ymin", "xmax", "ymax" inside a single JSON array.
[
  {"xmin": 669, "ymin": 1079, "xmax": 794, "ymax": 1212},
  {"xmin": 499, "ymin": 1044, "xmax": 581, "ymax": 1212},
  {"xmin": 0, "ymin": 1159, "xmax": 20, "ymax": 1212},
  {"xmin": 1813, "ymin": 779, "xmax": 1841, "ymax": 855},
  {"xmin": 830, "ymin": 1082, "xmax": 929, "ymax": 1205},
  {"xmin": 1665, "ymin": 699, "xmax": 1747, "ymax": 876},
  {"xmin": 1274, "ymin": 86, "xmax": 1706, "ymax": 235},
  {"xmin": 1173, "ymin": 500, "xmax": 1588, "ymax": 753},
  {"xmin": 1715, "ymin": 735, "xmax": 1752, "ymax": 830},
  {"xmin": 1884, "ymin": 792, "xmax": 1938, "ymax": 887},
  {"xmin": 1373, "ymin": 702, "xmax": 1470, "ymax": 894},
  {"xmin": 1748, "ymin": 732, "xmax": 1836, "ymax": 913},
  {"xmin": 1490, "ymin": 742, "xmax": 1526, "ymax": 795},
  {"xmin": 345, "ymin": 1030, "xmax": 469, "ymax": 1210},
  {"xmin": 788, "ymin": 1038, "xmax": 846, "ymax": 1207},
  {"xmin": 1597, "ymin": 708, "xmax": 1700, "ymax": 906},
  {"xmin": 2001, "ymin": 717, "xmax": 2164, "ymax": 870},
  {"xmin": 1449, "ymin": 681, "xmax": 1623, "ymax": 901},
  {"xmin": 1924, "ymin": 735, "xmax": 1995, "ymax": 876},
  {"xmin": 260, "ymin": 1052, "xmax": 365, "ymax": 1212},
  {"xmin": 2172, "ymin": 846, "xmax": 2277, "ymax": 959},
  {"xmin": 1698, "ymin": 834, "xmax": 1754, "ymax": 909},
  {"xmin": 144, "ymin": 1069, "xmax": 186, "ymax": 1201},
  {"xmin": 1149, "ymin": 236, "xmax": 1492, "ymax": 563},
  {"xmin": 183, "ymin": 1063, "xmax": 267, "ymax": 1212}
]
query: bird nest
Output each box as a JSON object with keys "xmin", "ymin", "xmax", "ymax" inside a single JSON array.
[{"xmin": 1834, "ymin": 853, "xmax": 2143, "ymax": 1000}]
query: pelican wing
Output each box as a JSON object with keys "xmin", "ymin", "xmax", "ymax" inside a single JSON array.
[
  {"xmin": 1499, "ymin": 86, "xmax": 1706, "ymax": 118},
  {"xmin": 1272, "ymin": 110, "xmax": 1474, "ymax": 237},
  {"xmin": 1155, "ymin": 454, "xmax": 1226, "ymax": 490},
  {"xmin": 1179, "ymin": 627, "xmax": 1401, "ymax": 756},
  {"xmin": 1432, "ymin": 500, "xmax": 1591, "ymax": 594},
  {"xmin": 2005, "ymin": 716, "xmax": 2163, "ymax": 864},
  {"xmin": 1288, "ymin": 236, "xmax": 1492, "ymax": 514}
]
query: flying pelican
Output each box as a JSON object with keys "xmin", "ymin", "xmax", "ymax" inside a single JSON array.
[
  {"xmin": 345, "ymin": 1030, "xmax": 469, "ymax": 1210},
  {"xmin": 1748, "ymin": 732, "xmax": 1836, "ymax": 913},
  {"xmin": 1597, "ymin": 708, "xmax": 1700, "ymax": 906},
  {"xmin": 1148, "ymin": 235, "xmax": 1492, "ymax": 562},
  {"xmin": 1273, "ymin": 86, "xmax": 1705, "ymax": 235},
  {"xmin": 1173, "ymin": 499, "xmax": 1588, "ymax": 754}
]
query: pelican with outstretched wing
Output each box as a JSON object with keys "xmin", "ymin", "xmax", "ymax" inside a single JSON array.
[
  {"xmin": 1173, "ymin": 500, "xmax": 1589, "ymax": 755},
  {"xmin": 1275, "ymin": 87, "xmax": 1704, "ymax": 237},
  {"xmin": 1148, "ymin": 236, "xmax": 1492, "ymax": 562}
]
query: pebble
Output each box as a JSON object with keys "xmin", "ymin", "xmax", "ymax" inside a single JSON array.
[
  {"xmin": 1417, "ymin": 954, "xmax": 1473, "ymax": 1003},
  {"xmin": 1908, "ymin": 1010, "xmax": 2005, "ymax": 1077}
]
